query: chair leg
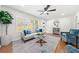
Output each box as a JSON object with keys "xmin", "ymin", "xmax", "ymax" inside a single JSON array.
[
  {"xmin": 66, "ymin": 42, "xmax": 68, "ymax": 44},
  {"xmin": 61, "ymin": 37, "xmax": 62, "ymax": 40}
]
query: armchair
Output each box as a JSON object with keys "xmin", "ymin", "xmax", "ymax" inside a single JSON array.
[{"xmin": 61, "ymin": 29, "xmax": 79, "ymax": 45}]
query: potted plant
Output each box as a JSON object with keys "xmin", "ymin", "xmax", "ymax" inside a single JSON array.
[
  {"xmin": 0, "ymin": 11, "xmax": 13, "ymax": 46},
  {"xmin": 0, "ymin": 11, "xmax": 13, "ymax": 35}
]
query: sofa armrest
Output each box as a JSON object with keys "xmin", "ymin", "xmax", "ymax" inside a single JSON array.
[
  {"xmin": 66, "ymin": 45, "xmax": 79, "ymax": 53},
  {"xmin": 61, "ymin": 32, "xmax": 70, "ymax": 38},
  {"xmin": 61, "ymin": 32, "xmax": 70, "ymax": 35},
  {"xmin": 61, "ymin": 32, "xmax": 70, "ymax": 42}
]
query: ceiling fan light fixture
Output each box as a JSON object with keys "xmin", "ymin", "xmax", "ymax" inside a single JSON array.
[{"xmin": 44, "ymin": 11, "xmax": 47, "ymax": 13}]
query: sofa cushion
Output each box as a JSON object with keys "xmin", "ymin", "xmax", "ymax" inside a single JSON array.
[
  {"xmin": 23, "ymin": 30, "xmax": 31, "ymax": 36},
  {"xmin": 23, "ymin": 30, "xmax": 27, "ymax": 36},
  {"xmin": 66, "ymin": 45, "xmax": 79, "ymax": 53},
  {"xmin": 39, "ymin": 29, "xmax": 43, "ymax": 32},
  {"xmin": 70, "ymin": 29, "xmax": 79, "ymax": 36},
  {"xmin": 27, "ymin": 30, "xmax": 31, "ymax": 34},
  {"xmin": 36, "ymin": 28, "xmax": 44, "ymax": 32}
]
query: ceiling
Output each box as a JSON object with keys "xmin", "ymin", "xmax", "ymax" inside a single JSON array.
[{"xmin": 3, "ymin": 5, "xmax": 79, "ymax": 20}]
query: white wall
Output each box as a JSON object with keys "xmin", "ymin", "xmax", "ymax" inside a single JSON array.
[
  {"xmin": 46, "ymin": 16, "xmax": 75, "ymax": 33},
  {"xmin": 58, "ymin": 16, "xmax": 75, "ymax": 32},
  {"xmin": 75, "ymin": 10, "xmax": 79, "ymax": 29}
]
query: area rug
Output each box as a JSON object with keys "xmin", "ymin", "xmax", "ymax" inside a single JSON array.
[{"xmin": 12, "ymin": 35, "xmax": 60, "ymax": 53}]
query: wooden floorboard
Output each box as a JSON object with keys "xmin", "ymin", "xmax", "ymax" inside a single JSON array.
[
  {"xmin": 54, "ymin": 40, "xmax": 66, "ymax": 53},
  {"xmin": 0, "ymin": 43, "xmax": 12, "ymax": 53}
]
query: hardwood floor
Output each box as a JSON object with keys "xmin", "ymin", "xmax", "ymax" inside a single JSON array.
[
  {"xmin": 0, "ymin": 35, "xmax": 66, "ymax": 53},
  {"xmin": 54, "ymin": 40, "xmax": 66, "ymax": 53},
  {"xmin": 0, "ymin": 43, "xmax": 12, "ymax": 53}
]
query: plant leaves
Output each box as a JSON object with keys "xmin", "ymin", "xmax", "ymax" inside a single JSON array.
[{"xmin": 0, "ymin": 11, "xmax": 13, "ymax": 24}]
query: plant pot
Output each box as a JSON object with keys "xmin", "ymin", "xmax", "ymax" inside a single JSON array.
[{"xmin": 1, "ymin": 35, "xmax": 11, "ymax": 46}]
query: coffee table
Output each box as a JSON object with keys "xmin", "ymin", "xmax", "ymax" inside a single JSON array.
[
  {"xmin": 35, "ymin": 34, "xmax": 47, "ymax": 46},
  {"xmin": 34, "ymin": 34, "xmax": 52, "ymax": 53}
]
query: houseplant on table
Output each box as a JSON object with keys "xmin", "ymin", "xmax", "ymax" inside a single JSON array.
[{"xmin": 0, "ymin": 11, "xmax": 13, "ymax": 46}]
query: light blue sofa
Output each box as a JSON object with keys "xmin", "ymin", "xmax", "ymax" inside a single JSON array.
[
  {"xmin": 66, "ymin": 45, "xmax": 79, "ymax": 53},
  {"xmin": 61, "ymin": 29, "xmax": 79, "ymax": 45}
]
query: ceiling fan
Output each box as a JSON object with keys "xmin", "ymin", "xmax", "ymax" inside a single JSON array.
[{"xmin": 38, "ymin": 5, "xmax": 56, "ymax": 15}]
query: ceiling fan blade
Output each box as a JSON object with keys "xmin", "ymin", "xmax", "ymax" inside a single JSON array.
[
  {"xmin": 44, "ymin": 5, "xmax": 50, "ymax": 11},
  {"xmin": 47, "ymin": 5, "xmax": 50, "ymax": 9},
  {"xmin": 48, "ymin": 9, "xmax": 56, "ymax": 11},
  {"xmin": 40, "ymin": 12, "xmax": 44, "ymax": 15}
]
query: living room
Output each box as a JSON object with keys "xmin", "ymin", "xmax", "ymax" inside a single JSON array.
[{"xmin": 0, "ymin": 5, "xmax": 79, "ymax": 53}]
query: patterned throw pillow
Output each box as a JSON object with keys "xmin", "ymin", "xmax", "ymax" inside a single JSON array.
[{"xmin": 23, "ymin": 30, "xmax": 27, "ymax": 36}]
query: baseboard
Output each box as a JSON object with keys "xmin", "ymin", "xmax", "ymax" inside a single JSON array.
[{"xmin": 12, "ymin": 38, "xmax": 21, "ymax": 42}]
